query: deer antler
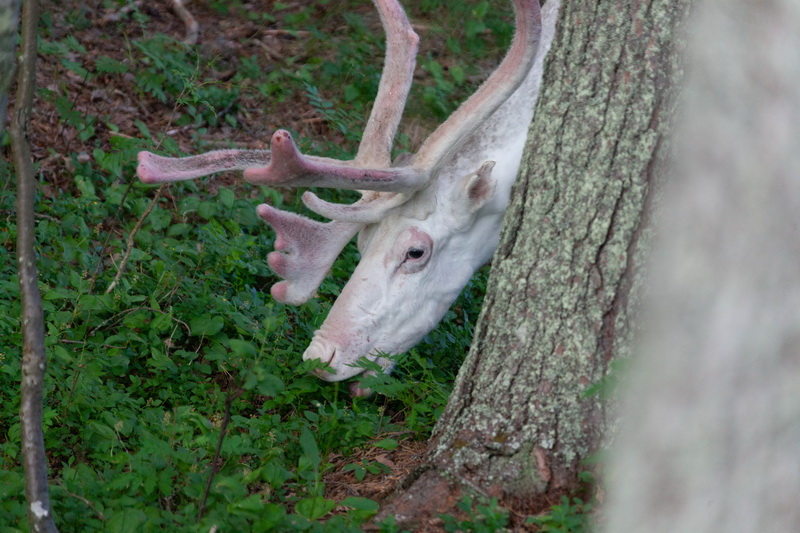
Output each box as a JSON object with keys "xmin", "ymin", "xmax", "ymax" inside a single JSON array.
[
  {"xmin": 242, "ymin": 0, "xmax": 542, "ymax": 193},
  {"xmin": 256, "ymin": 204, "xmax": 361, "ymax": 304},
  {"xmin": 242, "ymin": 129, "xmax": 427, "ymax": 192},
  {"xmin": 137, "ymin": 149, "xmax": 272, "ymax": 183},
  {"xmin": 136, "ymin": 0, "xmax": 542, "ymax": 304},
  {"xmin": 413, "ymin": 0, "xmax": 542, "ymax": 171}
]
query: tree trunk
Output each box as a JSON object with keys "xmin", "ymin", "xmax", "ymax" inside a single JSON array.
[
  {"xmin": 605, "ymin": 1, "xmax": 800, "ymax": 532},
  {"xmin": 0, "ymin": 0, "xmax": 21, "ymax": 137},
  {"xmin": 380, "ymin": 0, "xmax": 688, "ymax": 525}
]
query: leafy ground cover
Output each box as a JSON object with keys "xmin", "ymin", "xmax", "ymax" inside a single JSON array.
[{"xmin": 1, "ymin": 0, "xmax": 590, "ymax": 530}]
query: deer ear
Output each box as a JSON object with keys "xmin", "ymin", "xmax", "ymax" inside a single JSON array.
[{"xmin": 455, "ymin": 161, "xmax": 497, "ymax": 214}]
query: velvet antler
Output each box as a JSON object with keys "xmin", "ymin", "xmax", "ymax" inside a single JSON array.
[{"xmin": 136, "ymin": 0, "xmax": 542, "ymax": 305}]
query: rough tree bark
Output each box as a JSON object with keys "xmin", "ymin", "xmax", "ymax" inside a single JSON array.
[
  {"xmin": 605, "ymin": 1, "xmax": 800, "ymax": 532},
  {"xmin": 11, "ymin": 0, "xmax": 59, "ymax": 530},
  {"xmin": 380, "ymin": 0, "xmax": 689, "ymax": 525},
  {"xmin": 0, "ymin": 0, "xmax": 21, "ymax": 136}
]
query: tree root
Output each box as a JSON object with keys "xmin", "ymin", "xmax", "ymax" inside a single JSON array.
[{"xmin": 370, "ymin": 468, "xmax": 462, "ymax": 532}]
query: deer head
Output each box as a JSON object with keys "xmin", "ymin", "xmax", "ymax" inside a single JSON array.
[{"xmin": 137, "ymin": 0, "xmax": 550, "ymax": 392}]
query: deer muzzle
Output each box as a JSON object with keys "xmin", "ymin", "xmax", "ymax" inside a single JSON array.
[{"xmin": 302, "ymin": 338, "xmax": 367, "ymax": 382}]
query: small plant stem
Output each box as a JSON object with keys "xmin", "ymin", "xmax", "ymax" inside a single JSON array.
[
  {"xmin": 106, "ymin": 184, "xmax": 164, "ymax": 293},
  {"xmin": 198, "ymin": 388, "xmax": 242, "ymax": 521},
  {"xmin": 86, "ymin": 175, "xmax": 136, "ymax": 294}
]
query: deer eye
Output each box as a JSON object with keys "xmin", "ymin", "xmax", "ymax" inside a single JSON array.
[
  {"xmin": 396, "ymin": 228, "xmax": 433, "ymax": 273},
  {"xmin": 406, "ymin": 248, "xmax": 426, "ymax": 260}
]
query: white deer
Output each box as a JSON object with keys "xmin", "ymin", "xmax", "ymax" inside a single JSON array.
[{"xmin": 136, "ymin": 0, "xmax": 557, "ymax": 395}]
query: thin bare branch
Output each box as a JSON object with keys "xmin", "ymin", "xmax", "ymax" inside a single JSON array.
[
  {"xmin": 61, "ymin": 489, "xmax": 107, "ymax": 521},
  {"xmin": 198, "ymin": 388, "xmax": 242, "ymax": 521},
  {"xmin": 171, "ymin": 0, "xmax": 199, "ymax": 45},
  {"xmin": 0, "ymin": 209, "xmax": 60, "ymax": 222},
  {"xmin": 11, "ymin": 0, "xmax": 59, "ymax": 529},
  {"xmin": 262, "ymin": 28, "xmax": 310, "ymax": 37}
]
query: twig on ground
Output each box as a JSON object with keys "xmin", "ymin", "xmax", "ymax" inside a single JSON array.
[
  {"xmin": 87, "ymin": 305, "xmax": 191, "ymax": 337},
  {"xmin": 262, "ymin": 29, "xmax": 310, "ymax": 37},
  {"xmin": 255, "ymin": 39, "xmax": 283, "ymax": 62},
  {"xmin": 100, "ymin": 0, "xmax": 144, "ymax": 24}
]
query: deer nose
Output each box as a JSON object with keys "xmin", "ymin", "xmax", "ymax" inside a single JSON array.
[{"xmin": 303, "ymin": 342, "xmax": 340, "ymax": 381}]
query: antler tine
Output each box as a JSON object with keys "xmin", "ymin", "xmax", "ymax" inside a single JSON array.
[
  {"xmin": 354, "ymin": 0, "xmax": 419, "ymax": 168},
  {"xmin": 243, "ymin": 129, "xmax": 427, "ymax": 191},
  {"xmin": 138, "ymin": 0, "xmax": 421, "ymax": 192},
  {"xmin": 242, "ymin": 0, "xmax": 426, "ymax": 195},
  {"xmin": 137, "ymin": 0, "xmax": 537, "ymax": 196},
  {"xmin": 301, "ymin": 190, "xmax": 411, "ymax": 224},
  {"xmin": 137, "ymin": 149, "xmax": 272, "ymax": 183},
  {"xmin": 412, "ymin": 0, "xmax": 542, "ymax": 172},
  {"xmin": 257, "ymin": 204, "xmax": 362, "ymax": 305}
]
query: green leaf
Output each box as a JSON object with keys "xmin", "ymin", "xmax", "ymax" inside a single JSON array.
[
  {"xmin": 78, "ymin": 294, "xmax": 113, "ymax": 311},
  {"xmin": 262, "ymin": 461, "xmax": 293, "ymax": 488},
  {"xmin": 74, "ymin": 175, "xmax": 98, "ymax": 200},
  {"xmin": 341, "ymin": 496, "xmax": 379, "ymax": 513},
  {"xmin": 242, "ymin": 367, "xmax": 284, "ymax": 396},
  {"xmin": 190, "ymin": 315, "xmax": 224, "ymax": 336},
  {"xmin": 219, "ymin": 187, "xmax": 235, "ymax": 208},
  {"xmin": 257, "ymin": 373, "xmax": 285, "ymax": 397},
  {"xmin": 87, "ymin": 422, "xmax": 116, "ymax": 440},
  {"xmin": 134, "ymin": 119, "xmax": 151, "ymax": 138},
  {"xmin": 43, "ymin": 288, "xmax": 75, "ymax": 300},
  {"xmin": 450, "ymin": 64, "xmax": 465, "ymax": 84},
  {"xmin": 52, "ymin": 345, "xmax": 72, "ymax": 363},
  {"xmin": 343, "ymin": 84, "xmax": 360, "ymax": 102},
  {"xmin": 227, "ymin": 338, "xmax": 257, "ymax": 357},
  {"xmin": 95, "ymin": 55, "xmax": 129, "ymax": 74},
  {"xmin": 299, "ymin": 426, "xmax": 320, "ymax": 468},
  {"xmin": 373, "ymin": 438, "xmax": 398, "ymax": 450},
  {"xmin": 229, "ymin": 493, "xmax": 265, "ymax": 513},
  {"xmin": 149, "ymin": 312, "xmax": 172, "ymax": 332},
  {"xmin": 148, "ymin": 207, "xmax": 172, "ymax": 231},
  {"xmin": 168, "ymin": 223, "xmax": 191, "ymax": 237},
  {"xmin": 149, "ymin": 347, "xmax": 179, "ymax": 373},
  {"xmin": 294, "ymin": 497, "xmax": 335, "ymax": 520},
  {"xmin": 343, "ymin": 463, "xmax": 366, "ymax": 481},
  {"xmin": 107, "ymin": 509, "xmax": 147, "ymax": 533},
  {"xmin": 197, "ymin": 200, "xmax": 218, "ymax": 219}
]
